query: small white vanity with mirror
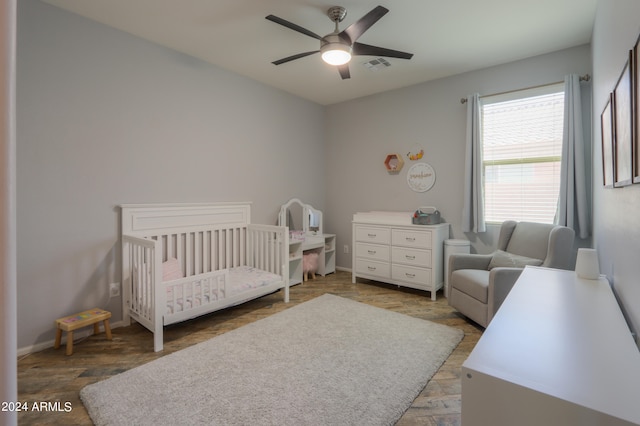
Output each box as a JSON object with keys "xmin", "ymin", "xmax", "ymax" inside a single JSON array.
[{"xmin": 278, "ymin": 198, "xmax": 336, "ymax": 286}]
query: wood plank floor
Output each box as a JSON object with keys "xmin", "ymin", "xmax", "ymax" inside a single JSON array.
[{"xmin": 17, "ymin": 270, "xmax": 483, "ymax": 425}]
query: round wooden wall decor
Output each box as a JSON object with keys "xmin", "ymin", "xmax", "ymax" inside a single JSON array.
[{"xmin": 407, "ymin": 162, "xmax": 436, "ymax": 192}]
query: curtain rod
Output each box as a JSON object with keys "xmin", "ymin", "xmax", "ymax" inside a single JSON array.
[{"xmin": 460, "ymin": 74, "xmax": 591, "ymax": 104}]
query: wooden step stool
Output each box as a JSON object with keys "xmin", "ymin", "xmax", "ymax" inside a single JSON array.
[{"xmin": 54, "ymin": 308, "xmax": 112, "ymax": 355}]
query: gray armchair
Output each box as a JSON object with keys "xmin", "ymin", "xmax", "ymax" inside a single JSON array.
[{"xmin": 448, "ymin": 221, "xmax": 575, "ymax": 327}]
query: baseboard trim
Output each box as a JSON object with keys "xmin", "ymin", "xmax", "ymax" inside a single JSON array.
[{"xmin": 18, "ymin": 320, "xmax": 126, "ymax": 357}]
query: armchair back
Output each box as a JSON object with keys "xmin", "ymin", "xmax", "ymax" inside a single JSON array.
[{"xmin": 499, "ymin": 221, "xmax": 575, "ymax": 270}]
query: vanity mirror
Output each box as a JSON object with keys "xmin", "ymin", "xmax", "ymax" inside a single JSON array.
[{"xmin": 278, "ymin": 198, "xmax": 323, "ymax": 234}]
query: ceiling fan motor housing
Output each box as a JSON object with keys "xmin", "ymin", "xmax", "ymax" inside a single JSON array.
[
  {"xmin": 321, "ymin": 33, "xmax": 351, "ymax": 49},
  {"xmin": 327, "ymin": 6, "xmax": 347, "ymax": 23}
]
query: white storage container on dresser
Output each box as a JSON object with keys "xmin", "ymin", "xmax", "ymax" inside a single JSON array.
[{"xmin": 352, "ymin": 211, "xmax": 449, "ymax": 300}]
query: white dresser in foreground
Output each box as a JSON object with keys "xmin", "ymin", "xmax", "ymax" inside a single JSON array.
[
  {"xmin": 462, "ymin": 266, "xmax": 640, "ymax": 426},
  {"xmin": 352, "ymin": 211, "xmax": 449, "ymax": 301}
]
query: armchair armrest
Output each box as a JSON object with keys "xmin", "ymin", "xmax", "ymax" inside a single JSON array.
[
  {"xmin": 448, "ymin": 253, "xmax": 493, "ymax": 290},
  {"xmin": 487, "ymin": 267, "xmax": 525, "ymax": 323},
  {"xmin": 449, "ymin": 253, "xmax": 493, "ymax": 273},
  {"xmin": 543, "ymin": 226, "xmax": 576, "ymax": 270}
]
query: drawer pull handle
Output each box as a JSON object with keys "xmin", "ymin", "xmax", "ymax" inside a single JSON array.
[
  {"xmin": 367, "ymin": 266, "xmax": 377, "ymax": 271},
  {"xmin": 405, "ymin": 237, "xmax": 416, "ymax": 242},
  {"xmin": 367, "ymin": 250, "xmax": 377, "ymax": 255},
  {"xmin": 405, "ymin": 255, "xmax": 415, "ymax": 260},
  {"xmin": 405, "ymin": 273, "xmax": 416, "ymax": 278},
  {"xmin": 367, "ymin": 233, "xmax": 377, "ymax": 238}
]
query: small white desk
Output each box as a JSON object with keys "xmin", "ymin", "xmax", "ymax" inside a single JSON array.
[
  {"xmin": 462, "ymin": 266, "xmax": 640, "ymax": 425},
  {"xmin": 287, "ymin": 233, "xmax": 335, "ymax": 286}
]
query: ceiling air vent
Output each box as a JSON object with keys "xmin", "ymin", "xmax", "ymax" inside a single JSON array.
[{"xmin": 363, "ymin": 57, "xmax": 391, "ymax": 71}]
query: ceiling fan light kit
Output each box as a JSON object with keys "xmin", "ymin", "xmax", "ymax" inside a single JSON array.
[
  {"xmin": 266, "ymin": 5, "xmax": 413, "ymax": 79},
  {"xmin": 321, "ymin": 40, "xmax": 352, "ymax": 65}
]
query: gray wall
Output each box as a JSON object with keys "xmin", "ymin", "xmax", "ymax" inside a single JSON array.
[
  {"xmin": 17, "ymin": 1, "xmax": 325, "ymax": 350},
  {"xmin": 325, "ymin": 45, "xmax": 592, "ymax": 269},
  {"xmin": 19, "ymin": 0, "xmax": 636, "ymax": 354},
  {"xmin": 591, "ymin": 0, "xmax": 640, "ymax": 343}
]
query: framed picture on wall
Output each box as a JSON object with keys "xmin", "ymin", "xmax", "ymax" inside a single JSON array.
[
  {"xmin": 634, "ymin": 35, "xmax": 640, "ymax": 183},
  {"xmin": 613, "ymin": 54, "xmax": 633, "ymax": 187},
  {"xmin": 601, "ymin": 95, "xmax": 615, "ymax": 188}
]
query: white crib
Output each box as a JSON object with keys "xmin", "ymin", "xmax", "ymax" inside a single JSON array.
[{"xmin": 121, "ymin": 202, "xmax": 289, "ymax": 351}]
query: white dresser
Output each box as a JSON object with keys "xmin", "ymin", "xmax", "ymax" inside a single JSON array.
[
  {"xmin": 462, "ymin": 266, "xmax": 640, "ymax": 425},
  {"xmin": 352, "ymin": 211, "xmax": 449, "ymax": 300}
]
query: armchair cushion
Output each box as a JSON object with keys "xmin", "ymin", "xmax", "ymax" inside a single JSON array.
[
  {"xmin": 488, "ymin": 250, "xmax": 543, "ymax": 270},
  {"xmin": 451, "ymin": 270, "xmax": 490, "ymax": 303}
]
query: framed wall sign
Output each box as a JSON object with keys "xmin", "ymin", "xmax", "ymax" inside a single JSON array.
[
  {"xmin": 634, "ymin": 35, "xmax": 640, "ymax": 183},
  {"xmin": 613, "ymin": 55, "xmax": 633, "ymax": 187},
  {"xmin": 601, "ymin": 95, "xmax": 615, "ymax": 188},
  {"xmin": 407, "ymin": 162, "xmax": 436, "ymax": 192}
]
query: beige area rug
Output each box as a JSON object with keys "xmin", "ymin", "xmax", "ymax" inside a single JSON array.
[{"xmin": 80, "ymin": 294, "xmax": 464, "ymax": 425}]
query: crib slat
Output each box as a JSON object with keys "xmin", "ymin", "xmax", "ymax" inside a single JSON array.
[
  {"xmin": 177, "ymin": 234, "xmax": 184, "ymax": 274},
  {"xmin": 141, "ymin": 246, "xmax": 147, "ymax": 318},
  {"xmin": 149, "ymin": 246, "xmax": 155, "ymax": 320},
  {"xmin": 225, "ymin": 229, "xmax": 231, "ymax": 269},
  {"xmin": 195, "ymin": 231, "xmax": 202, "ymax": 275},
  {"xmin": 214, "ymin": 230, "xmax": 220, "ymax": 271},
  {"xmin": 184, "ymin": 232, "xmax": 191, "ymax": 277},
  {"xmin": 166, "ymin": 234, "xmax": 172, "ymax": 260},
  {"xmin": 233, "ymin": 228, "xmax": 238, "ymax": 267},
  {"xmin": 239, "ymin": 227, "xmax": 245, "ymax": 266},
  {"xmin": 132, "ymin": 245, "xmax": 139, "ymax": 314},
  {"xmin": 259, "ymin": 231, "xmax": 264, "ymax": 270},
  {"xmin": 228, "ymin": 228, "xmax": 232, "ymax": 268},
  {"xmin": 204, "ymin": 231, "xmax": 211, "ymax": 273},
  {"xmin": 217, "ymin": 229, "xmax": 223, "ymax": 270}
]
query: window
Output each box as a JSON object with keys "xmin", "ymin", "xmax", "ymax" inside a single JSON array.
[{"xmin": 481, "ymin": 84, "xmax": 564, "ymax": 224}]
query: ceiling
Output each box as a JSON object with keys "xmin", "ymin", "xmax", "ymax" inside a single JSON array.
[{"xmin": 42, "ymin": 0, "xmax": 598, "ymax": 105}]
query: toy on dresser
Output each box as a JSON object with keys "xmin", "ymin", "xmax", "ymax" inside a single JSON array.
[{"xmin": 302, "ymin": 251, "xmax": 319, "ymax": 281}]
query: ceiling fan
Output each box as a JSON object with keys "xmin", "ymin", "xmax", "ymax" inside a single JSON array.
[{"xmin": 266, "ymin": 5, "xmax": 413, "ymax": 80}]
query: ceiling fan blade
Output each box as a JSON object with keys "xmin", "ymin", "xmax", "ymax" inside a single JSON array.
[
  {"xmin": 272, "ymin": 50, "xmax": 319, "ymax": 66},
  {"xmin": 340, "ymin": 6, "xmax": 389, "ymax": 43},
  {"xmin": 266, "ymin": 15, "xmax": 322, "ymax": 40},
  {"xmin": 337, "ymin": 64, "xmax": 350, "ymax": 80},
  {"xmin": 352, "ymin": 42, "xmax": 414, "ymax": 60}
]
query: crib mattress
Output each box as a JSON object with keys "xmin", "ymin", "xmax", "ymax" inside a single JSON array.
[{"xmin": 166, "ymin": 266, "xmax": 281, "ymax": 315}]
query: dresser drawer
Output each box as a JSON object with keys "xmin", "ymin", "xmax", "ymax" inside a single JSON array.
[
  {"xmin": 356, "ymin": 242, "xmax": 390, "ymax": 262},
  {"xmin": 355, "ymin": 226, "xmax": 391, "ymax": 244},
  {"xmin": 392, "ymin": 264, "xmax": 432, "ymax": 287},
  {"xmin": 392, "ymin": 229, "xmax": 431, "ymax": 249},
  {"xmin": 391, "ymin": 247, "xmax": 432, "ymax": 267},
  {"xmin": 355, "ymin": 258, "xmax": 391, "ymax": 279}
]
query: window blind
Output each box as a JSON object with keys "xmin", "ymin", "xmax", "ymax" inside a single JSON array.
[{"xmin": 481, "ymin": 86, "xmax": 564, "ymax": 224}]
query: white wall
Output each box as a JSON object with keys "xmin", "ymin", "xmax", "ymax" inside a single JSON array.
[
  {"xmin": 591, "ymin": 0, "xmax": 640, "ymax": 343},
  {"xmin": 16, "ymin": 1, "xmax": 325, "ymax": 351},
  {"xmin": 325, "ymin": 45, "xmax": 592, "ymax": 269}
]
